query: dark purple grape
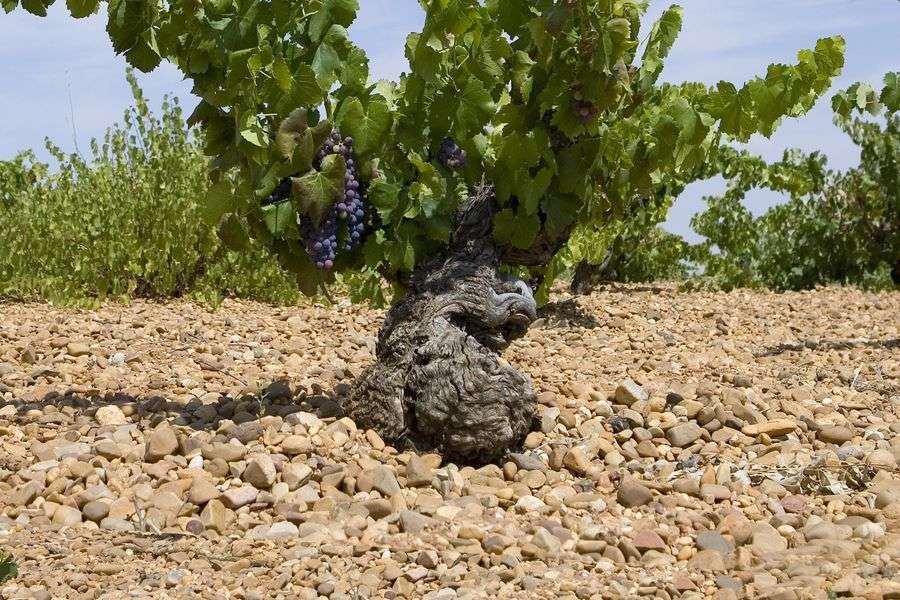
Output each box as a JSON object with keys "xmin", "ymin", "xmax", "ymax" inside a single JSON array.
[{"xmin": 438, "ymin": 137, "xmax": 467, "ymax": 170}]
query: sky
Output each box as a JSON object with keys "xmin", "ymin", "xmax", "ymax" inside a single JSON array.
[{"xmin": 1, "ymin": 0, "xmax": 898, "ymax": 241}]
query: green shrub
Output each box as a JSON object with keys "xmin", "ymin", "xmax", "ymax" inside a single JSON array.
[
  {"xmin": 0, "ymin": 551, "xmax": 16, "ymax": 584},
  {"xmin": 690, "ymin": 115, "xmax": 899, "ymax": 292},
  {"xmin": 0, "ymin": 72, "xmax": 300, "ymax": 307}
]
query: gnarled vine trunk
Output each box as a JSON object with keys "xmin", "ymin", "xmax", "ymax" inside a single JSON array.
[{"xmin": 344, "ymin": 187, "xmax": 539, "ymax": 463}]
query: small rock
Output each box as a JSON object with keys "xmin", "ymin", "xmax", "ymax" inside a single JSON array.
[
  {"xmin": 667, "ymin": 422, "xmax": 704, "ymax": 447},
  {"xmin": 145, "ymin": 424, "xmax": 179, "ymax": 462},
  {"xmin": 817, "ymin": 426, "xmax": 853, "ymax": 444},
  {"xmin": 405, "ymin": 455, "xmax": 435, "ymax": 487},
  {"xmin": 67, "ymin": 342, "xmax": 91, "ymax": 357},
  {"xmin": 632, "ymin": 529, "xmax": 666, "ymax": 552},
  {"xmin": 399, "ymin": 510, "xmax": 429, "ymax": 534},
  {"xmin": 95, "ymin": 405, "xmax": 127, "ymax": 426},
  {"xmin": 697, "ymin": 530, "xmax": 734, "ymax": 556},
  {"xmin": 243, "ymin": 455, "xmax": 277, "ymax": 489},
  {"xmin": 741, "ymin": 418, "xmax": 797, "ymax": 437},
  {"xmin": 82, "ymin": 500, "xmax": 110, "ymax": 523},
  {"xmin": 221, "ymin": 486, "xmax": 258, "ymax": 509},
  {"xmin": 615, "ymin": 379, "xmax": 648, "ymax": 406},
  {"xmin": 617, "ymin": 478, "xmax": 652, "ymax": 508},
  {"xmin": 52, "ymin": 505, "xmax": 83, "ymax": 526}
]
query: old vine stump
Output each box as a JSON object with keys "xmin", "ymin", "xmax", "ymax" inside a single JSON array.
[{"xmin": 344, "ymin": 188, "xmax": 538, "ymax": 463}]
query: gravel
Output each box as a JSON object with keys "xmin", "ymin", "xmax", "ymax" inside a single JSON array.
[{"xmin": 0, "ymin": 284, "xmax": 898, "ymax": 599}]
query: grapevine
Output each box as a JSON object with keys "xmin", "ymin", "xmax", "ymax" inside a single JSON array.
[{"xmin": 2, "ymin": 0, "xmax": 849, "ymax": 301}]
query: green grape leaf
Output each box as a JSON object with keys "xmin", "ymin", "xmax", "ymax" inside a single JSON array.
[
  {"xmin": 106, "ymin": 0, "xmax": 156, "ymax": 55},
  {"xmin": 66, "ymin": 0, "xmax": 97, "ymax": 17},
  {"xmin": 201, "ymin": 181, "xmax": 237, "ymax": 226},
  {"xmin": 272, "ymin": 64, "xmax": 322, "ymax": 116},
  {"xmin": 125, "ymin": 32, "xmax": 162, "ymax": 72},
  {"xmin": 456, "ymin": 78, "xmax": 495, "ymax": 134},
  {"xmin": 219, "ymin": 214, "xmax": 251, "ymax": 252},
  {"xmin": 275, "ymin": 245, "xmax": 321, "ymax": 297},
  {"xmin": 368, "ymin": 179, "xmax": 404, "ymax": 224},
  {"xmin": 271, "ymin": 56, "xmax": 293, "ymax": 92},
  {"xmin": 335, "ymin": 96, "xmax": 392, "ymax": 157},
  {"xmin": 638, "ymin": 5, "xmax": 682, "ymax": 89},
  {"xmin": 262, "ymin": 202, "xmax": 296, "ymax": 239},
  {"xmin": 339, "ymin": 46, "xmax": 369, "ymax": 90},
  {"xmin": 21, "ymin": 0, "xmax": 53, "ymax": 16},
  {"xmin": 880, "ymin": 72, "xmax": 900, "ymax": 112},
  {"xmin": 542, "ymin": 193, "xmax": 580, "ymax": 237},
  {"xmin": 519, "ymin": 167, "xmax": 554, "ymax": 215},
  {"xmin": 240, "ymin": 113, "xmax": 269, "ymax": 147},
  {"xmin": 1, "ymin": 0, "xmax": 20, "ymax": 13},
  {"xmin": 0, "ymin": 553, "xmax": 17, "ymax": 584},
  {"xmin": 309, "ymin": 0, "xmax": 359, "ymax": 42},
  {"xmin": 291, "ymin": 154, "xmax": 346, "ymax": 227},
  {"xmin": 493, "ymin": 207, "xmax": 540, "ymax": 250}
]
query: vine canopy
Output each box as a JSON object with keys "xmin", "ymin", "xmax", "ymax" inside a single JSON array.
[{"xmin": 4, "ymin": 0, "xmax": 847, "ymax": 302}]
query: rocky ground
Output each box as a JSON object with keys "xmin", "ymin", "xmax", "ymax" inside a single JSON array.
[{"xmin": 0, "ymin": 285, "xmax": 898, "ymax": 600}]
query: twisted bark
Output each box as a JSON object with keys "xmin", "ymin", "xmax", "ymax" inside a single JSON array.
[{"xmin": 344, "ymin": 187, "xmax": 539, "ymax": 463}]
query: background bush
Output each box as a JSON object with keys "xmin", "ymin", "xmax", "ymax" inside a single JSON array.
[
  {"xmin": 690, "ymin": 113, "xmax": 899, "ymax": 292},
  {"xmin": 0, "ymin": 72, "xmax": 300, "ymax": 307}
]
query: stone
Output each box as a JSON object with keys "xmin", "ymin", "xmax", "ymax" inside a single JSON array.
[
  {"xmin": 667, "ymin": 422, "xmax": 704, "ymax": 447},
  {"xmin": 531, "ymin": 527, "xmax": 561, "ymax": 554},
  {"xmin": 52, "ymin": 505, "xmax": 83, "ymax": 526},
  {"xmin": 697, "ymin": 531, "xmax": 734, "ymax": 556},
  {"xmin": 508, "ymin": 453, "xmax": 546, "ymax": 471},
  {"xmin": 405, "ymin": 455, "xmax": 435, "ymax": 487},
  {"xmin": 282, "ymin": 464, "xmax": 312, "ymax": 490},
  {"xmin": 740, "ymin": 418, "xmax": 797, "ymax": 437},
  {"xmin": 399, "ymin": 510, "xmax": 429, "ymax": 534},
  {"xmin": 751, "ymin": 523, "xmax": 787, "ymax": 552},
  {"xmin": 189, "ymin": 479, "xmax": 221, "ymax": 505},
  {"xmin": 243, "ymin": 455, "xmax": 277, "ymax": 489},
  {"xmin": 221, "ymin": 486, "xmax": 258, "ymax": 510},
  {"xmin": 95, "ymin": 405, "xmax": 127, "ymax": 426},
  {"xmin": 563, "ymin": 446, "xmax": 593, "ymax": 475},
  {"xmin": 366, "ymin": 466, "xmax": 401, "ymax": 497},
  {"xmin": 615, "ymin": 379, "xmax": 648, "ymax": 406},
  {"xmin": 67, "ymin": 342, "xmax": 91, "ymax": 356},
  {"xmin": 632, "ymin": 529, "xmax": 666, "ymax": 552},
  {"xmin": 201, "ymin": 442, "xmax": 246, "ymax": 462},
  {"xmin": 617, "ymin": 478, "xmax": 652, "ymax": 508},
  {"xmin": 82, "ymin": 500, "xmax": 110, "ymax": 523},
  {"xmin": 365, "ymin": 499, "xmax": 393, "ymax": 519},
  {"xmin": 482, "ymin": 534, "xmax": 514, "ymax": 554},
  {"xmin": 145, "ymin": 425, "xmax": 179, "ymax": 462},
  {"xmin": 818, "ymin": 426, "xmax": 853, "ymax": 444},
  {"xmin": 281, "ymin": 435, "xmax": 311, "ymax": 455},
  {"xmin": 200, "ymin": 499, "xmax": 232, "ymax": 533}
]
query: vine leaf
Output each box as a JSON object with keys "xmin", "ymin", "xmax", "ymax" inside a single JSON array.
[
  {"xmin": 262, "ymin": 202, "xmax": 296, "ymax": 239},
  {"xmin": 21, "ymin": 0, "xmax": 52, "ymax": 16},
  {"xmin": 493, "ymin": 207, "xmax": 540, "ymax": 250},
  {"xmin": 880, "ymin": 72, "xmax": 900, "ymax": 112},
  {"xmin": 275, "ymin": 109, "xmax": 308, "ymax": 159},
  {"xmin": 66, "ymin": 0, "xmax": 96, "ymax": 17},
  {"xmin": 291, "ymin": 154, "xmax": 346, "ymax": 227},
  {"xmin": 335, "ymin": 97, "xmax": 392, "ymax": 158}
]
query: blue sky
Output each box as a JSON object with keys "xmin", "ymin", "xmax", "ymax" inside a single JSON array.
[{"xmin": 1, "ymin": 0, "xmax": 898, "ymax": 240}]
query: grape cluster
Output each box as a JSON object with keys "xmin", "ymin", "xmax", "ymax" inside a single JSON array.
[
  {"xmin": 570, "ymin": 99, "xmax": 598, "ymax": 124},
  {"xmin": 316, "ymin": 131, "xmax": 366, "ymax": 253},
  {"xmin": 300, "ymin": 210, "xmax": 338, "ymax": 270},
  {"xmin": 438, "ymin": 137, "xmax": 467, "ymax": 169},
  {"xmin": 261, "ymin": 130, "xmax": 368, "ymax": 271}
]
